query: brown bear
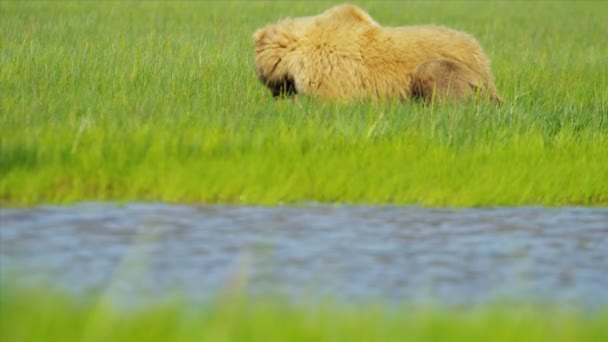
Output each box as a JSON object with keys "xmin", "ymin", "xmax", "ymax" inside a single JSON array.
[{"xmin": 253, "ymin": 4, "xmax": 502, "ymax": 103}]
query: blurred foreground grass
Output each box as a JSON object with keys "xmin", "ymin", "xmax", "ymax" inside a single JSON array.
[
  {"xmin": 1, "ymin": 1, "xmax": 607, "ymax": 206},
  {"xmin": 1, "ymin": 286, "xmax": 607, "ymax": 342}
]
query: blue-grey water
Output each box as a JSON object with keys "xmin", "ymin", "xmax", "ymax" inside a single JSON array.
[{"xmin": 1, "ymin": 203, "xmax": 607, "ymax": 308}]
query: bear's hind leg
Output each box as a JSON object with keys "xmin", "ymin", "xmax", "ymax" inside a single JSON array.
[{"xmin": 411, "ymin": 59, "xmax": 501, "ymax": 104}]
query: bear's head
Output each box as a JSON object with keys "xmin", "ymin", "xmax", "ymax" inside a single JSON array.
[
  {"xmin": 252, "ymin": 19, "xmax": 303, "ymax": 97},
  {"xmin": 252, "ymin": 4, "xmax": 378, "ymax": 98}
]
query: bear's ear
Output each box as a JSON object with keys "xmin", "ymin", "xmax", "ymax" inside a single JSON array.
[
  {"xmin": 252, "ymin": 28, "xmax": 265, "ymax": 43},
  {"xmin": 322, "ymin": 4, "xmax": 378, "ymax": 26}
]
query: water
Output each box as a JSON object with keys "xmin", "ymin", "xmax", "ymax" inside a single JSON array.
[{"xmin": 1, "ymin": 203, "xmax": 607, "ymax": 308}]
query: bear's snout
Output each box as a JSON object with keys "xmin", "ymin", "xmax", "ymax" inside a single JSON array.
[{"xmin": 269, "ymin": 76, "xmax": 297, "ymax": 98}]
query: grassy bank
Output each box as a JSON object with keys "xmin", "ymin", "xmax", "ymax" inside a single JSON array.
[
  {"xmin": 1, "ymin": 1, "xmax": 607, "ymax": 206},
  {"xmin": 1, "ymin": 286, "xmax": 607, "ymax": 342}
]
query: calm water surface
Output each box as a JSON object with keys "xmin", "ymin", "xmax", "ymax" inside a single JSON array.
[{"xmin": 1, "ymin": 203, "xmax": 607, "ymax": 307}]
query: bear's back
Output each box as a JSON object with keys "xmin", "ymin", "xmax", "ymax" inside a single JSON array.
[{"xmin": 383, "ymin": 25, "xmax": 495, "ymax": 87}]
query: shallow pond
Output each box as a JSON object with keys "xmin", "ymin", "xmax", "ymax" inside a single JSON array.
[{"xmin": 1, "ymin": 203, "xmax": 607, "ymax": 308}]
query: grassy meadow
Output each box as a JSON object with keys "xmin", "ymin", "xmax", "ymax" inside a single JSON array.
[
  {"xmin": 2, "ymin": 2, "xmax": 608, "ymax": 340},
  {"xmin": 0, "ymin": 1, "xmax": 606, "ymax": 207}
]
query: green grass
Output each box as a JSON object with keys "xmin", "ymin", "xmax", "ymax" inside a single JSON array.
[
  {"xmin": 1, "ymin": 286, "xmax": 607, "ymax": 342},
  {"xmin": 1, "ymin": 1, "xmax": 607, "ymax": 206}
]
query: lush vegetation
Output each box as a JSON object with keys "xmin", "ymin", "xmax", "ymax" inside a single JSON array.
[
  {"xmin": 1, "ymin": 1, "xmax": 607, "ymax": 207},
  {"xmin": 2, "ymin": 3, "xmax": 607, "ymax": 340},
  {"xmin": 1, "ymin": 285, "xmax": 606, "ymax": 342}
]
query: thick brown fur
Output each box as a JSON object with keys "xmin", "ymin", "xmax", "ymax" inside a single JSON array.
[{"xmin": 253, "ymin": 4, "xmax": 502, "ymax": 103}]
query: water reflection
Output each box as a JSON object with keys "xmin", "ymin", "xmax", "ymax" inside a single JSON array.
[{"xmin": 1, "ymin": 203, "xmax": 607, "ymax": 307}]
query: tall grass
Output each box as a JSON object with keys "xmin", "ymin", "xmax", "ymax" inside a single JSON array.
[
  {"xmin": 1, "ymin": 1, "xmax": 607, "ymax": 206},
  {"xmin": 1, "ymin": 285, "xmax": 607, "ymax": 342}
]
